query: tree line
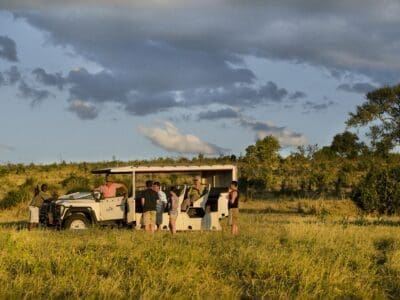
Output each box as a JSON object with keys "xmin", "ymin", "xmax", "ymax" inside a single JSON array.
[{"xmin": 239, "ymin": 83, "xmax": 400, "ymax": 214}]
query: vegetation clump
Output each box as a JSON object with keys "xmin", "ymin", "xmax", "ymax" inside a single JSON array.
[
  {"xmin": 351, "ymin": 166, "xmax": 400, "ymax": 214},
  {"xmin": 0, "ymin": 178, "xmax": 35, "ymax": 210}
]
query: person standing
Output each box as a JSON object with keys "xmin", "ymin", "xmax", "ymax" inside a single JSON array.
[
  {"xmin": 228, "ymin": 181, "xmax": 239, "ymax": 235},
  {"xmin": 94, "ymin": 174, "xmax": 128, "ymax": 198},
  {"xmin": 28, "ymin": 183, "xmax": 52, "ymax": 230},
  {"xmin": 153, "ymin": 181, "xmax": 167, "ymax": 230},
  {"xmin": 141, "ymin": 180, "xmax": 159, "ymax": 233},
  {"xmin": 168, "ymin": 187, "xmax": 180, "ymax": 235}
]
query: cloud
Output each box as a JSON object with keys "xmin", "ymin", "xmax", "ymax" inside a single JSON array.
[
  {"xmin": 0, "ymin": 35, "xmax": 18, "ymax": 62},
  {"xmin": 7, "ymin": 1, "xmax": 400, "ymax": 121},
  {"xmin": 67, "ymin": 99, "xmax": 99, "ymax": 120},
  {"xmin": 32, "ymin": 68, "xmax": 65, "ymax": 90},
  {"xmin": 5, "ymin": 8, "xmax": 305, "ymax": 118},
  {"xmin": 289, "ymin": 91, "xmax": 307, "ymax": 100},
  {"xmin": 240, "ymin": 118, "xmax": 306, "ymax": 147},
  {"xmin": 0, "ymin": 72, "xmax": 4, "ymax": 86},
  {"xmin": 125, "ymin": 92, "xmax": 182, "ymax": 116},
  {"xmin": 259, "ymin": 81, "xmax": 288, "ymax": 102},
  {"xmin": 197, "ymin": 108, "xmax": 240, "ymax": 120},
  {"xmin": 185, "ymin": 81, "xmax": 288, "ymax": 108},
  {"xmin": 337, "ymin": 82, "xmax": 377, "ymax": 94},
  {"xmin": 302, "ymin": 100, "xmax": 336, "ymax": 113},
  {"xmin": 16, "ymin": 1, "xmax": 400, "ymax": 89},
  {"xmin": 18, "ymin": 80, "xmax": 52, "ymax": 106},
  {"xmin": 138, "ymin": 122, "xmax": 228, "ymax": 155},
  {"xmin": 66, "ymin": 68, "xmax": 130, "ymax": 103},
  {"xmin": 28, "ymin": 64, "xmax": 290, "ymax": 117},
  {"xmin": 4, "ymin": 66, "xmax": 21, "ymax": 85},
  {"xmin": 0, "ymin": 144, "xmax": 15, "ymax": 152}
]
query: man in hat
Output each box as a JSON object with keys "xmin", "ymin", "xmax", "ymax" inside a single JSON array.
[
  {"xmin": 95, "ymin": 174, "xmax": 128, "ymax": 198},
  {"xmin": 181, "ymin": 176, "xmax": 204, "ymax": 211}
]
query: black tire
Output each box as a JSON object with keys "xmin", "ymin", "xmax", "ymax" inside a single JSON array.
[{"xmin": 63, "ymin": 214, "xmax": 90, "ymax": 230}]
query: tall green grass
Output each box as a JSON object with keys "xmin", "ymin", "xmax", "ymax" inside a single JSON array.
[{"xmin": 0, "ymin": 200, "xmax": 399, "ymax": 299}]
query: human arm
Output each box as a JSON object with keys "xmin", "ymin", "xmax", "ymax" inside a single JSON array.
[
  {"xmin": 115, "ymin": 183, "xmax": 128, "ymax": 196},
  {"xmin": 159, "ymin": 191, "xmax": 167, "ymax": 208}
]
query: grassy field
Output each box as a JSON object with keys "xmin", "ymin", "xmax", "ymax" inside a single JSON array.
[{"xmin": 1, "ymin": 199, "xmax": 400, "ymax": 299}]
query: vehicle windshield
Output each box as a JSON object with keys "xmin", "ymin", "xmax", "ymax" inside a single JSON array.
[{"xmin": 58, "ymin": 192, "xmax": 94, "ymax": 200}]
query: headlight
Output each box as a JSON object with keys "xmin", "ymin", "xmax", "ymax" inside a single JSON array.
[{"xmin": 55, "ymin": 204, "xmax": 64, "ymax": 217}]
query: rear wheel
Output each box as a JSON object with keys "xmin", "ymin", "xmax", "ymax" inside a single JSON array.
[{"xmin": 63, "ymin": 214, "xmax": 90, "ymax": 230}]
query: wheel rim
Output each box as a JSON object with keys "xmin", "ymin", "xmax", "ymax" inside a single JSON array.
[{"xmin": 69, "ymin": 219, "xmax": 87, "ymax": 229}]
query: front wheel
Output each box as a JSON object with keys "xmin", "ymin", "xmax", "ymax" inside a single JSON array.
[{"xmin": 63, "ymin": 214, "xmax": 90, "ymax": 230}]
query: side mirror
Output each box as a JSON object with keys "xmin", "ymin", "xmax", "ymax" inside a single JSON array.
[{"xmin": 93, "ymin": 191, "xmax": 102, "ymax": 201}]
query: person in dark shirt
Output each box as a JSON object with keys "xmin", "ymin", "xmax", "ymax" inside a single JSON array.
[
  {"xmin": 228, "ymin": 181, "xmax": 239, "ymax": 235},
  {"xmin": 141, "ymin": 180, "xmax": 159, "ymax": 233},
  {"xmin": 28, "ymin": 183, "xmax": 53, "ymax": 230}
]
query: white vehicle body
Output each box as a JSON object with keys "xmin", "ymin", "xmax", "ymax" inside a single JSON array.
[{"xmin": 52, "ymin": 165, "xmax": 237, "ymax": 230}]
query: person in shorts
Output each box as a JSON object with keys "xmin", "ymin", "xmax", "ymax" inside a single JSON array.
[
  {"xmin": 168, "ymin": 187, "xmax": 180, "ymax": 235},
  {"xmin": 228, "ymin": 181, "xmax": 239, "ymax": 235},
  {"xmin": 153, "ymin": 181, "xmax": 167, "ymax": 230},
  {"xmin": 141, "ymin": 180, "xmax": 159, "ymax": 233},
  {"xmin": 28, "ymin": 183, "xmax": 52, "ymax": 230}
]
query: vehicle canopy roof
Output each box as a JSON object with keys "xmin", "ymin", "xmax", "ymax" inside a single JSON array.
[{"xmin": 92, "ymin": 164, "xmax": 237, "ymax": 180}]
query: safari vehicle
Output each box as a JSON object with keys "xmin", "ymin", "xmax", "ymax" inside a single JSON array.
[{"xmin": 46, "ymin": 165, "xmax": 237, "ymax": 230}]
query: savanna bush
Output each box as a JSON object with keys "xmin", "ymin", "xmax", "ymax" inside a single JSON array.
[
  {"xmin": 60, "ymin": 173, "xmax": 91, "ymax": 193},
  {"xmin": 351, "ymin": 166, "xmax": 400, "ymax": 214},
  {"xmin": 0, "ymin": 178, "xmax": 35, "ymax": 209}
]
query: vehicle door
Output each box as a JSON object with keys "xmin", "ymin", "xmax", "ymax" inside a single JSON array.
[{"xmin": 99, "ymin": 196, "xmax": 125, "ymax": 221}]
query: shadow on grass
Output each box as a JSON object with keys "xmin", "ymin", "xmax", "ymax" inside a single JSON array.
[
  {"xmin": 338, "ymin": 219, "xmax": 400, "ymax": 227},
  {"xmin": 0, "ymin": 221, "xmax": 28, "ymax": 230},
  {"xmin": 240, "ymin": 208, "xmax": 314, "ymax": 215}
]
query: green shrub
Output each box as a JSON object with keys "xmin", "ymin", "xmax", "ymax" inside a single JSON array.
[
  {"xmin": 60, "ymin": 173, "xmax": 90, "ymax": 194},
  {"xmin": 0, "ymin": 166, "xmax": 9, "ymax": 177},
  {"xmin": 0, "ymin": 178, "xmax": 35, "ymax": 209},
  {"xmin": 351, "ymin": 166, "xmax": 400, "ymax": 214}
]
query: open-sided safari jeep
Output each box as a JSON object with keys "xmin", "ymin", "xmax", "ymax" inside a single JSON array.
[{"xmin": 42, "ymin": 165, "xmax": 237, "ymax": 230}]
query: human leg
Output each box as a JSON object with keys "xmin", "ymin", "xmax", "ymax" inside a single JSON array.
[
  {"xmin": 28, "ymin": 206, "xmax": 39, "ymax": 230},
  {"xmin": 148, "ymin": 211, "xmax": 156, "ymax": 233},
  {"xmin": 230, "ymin": 208, "xmax": 239, "ymax": 235},
  {"xmin": 143, "ymin": 211, "xmax": 151, "ymax": 232},
  {"xmin": 169, "ymin": 212, "xmax": 177, "ymax": 235}
]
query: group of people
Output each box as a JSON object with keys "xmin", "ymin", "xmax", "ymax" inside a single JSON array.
[
  {"xmin": 139, "ymin": 176, "xmax": 240, "ymax": 235},
  {"xmin": 28, "ymin": 174, "xmax": 240, "ymax": 235},
  {"xmin": 140, "ymin": 180, "xmax": 178, "ymax": 234}
]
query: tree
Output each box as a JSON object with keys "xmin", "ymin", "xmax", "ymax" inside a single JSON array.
[
  {"xmin": 330, "ymin": 131, "xmax": 364, "ymax": 159},
  {"xmin": 240, "ymin": 136, "xmax": 281, "ymax": 194},
  {"xmin": 347, "ymin": 84, "xmax": 400, "ymax": 155},
  {"xmin": 351, "ymin": 165, "xmax": 400, "ymax": 215}
]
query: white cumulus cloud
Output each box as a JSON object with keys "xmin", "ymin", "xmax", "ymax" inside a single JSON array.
[
  {"xmin": 256, "ymin": 130, "xmax": 306, "ymax": 147},
  {"xmin": 67, "ymin": 99, "xmax": 98, "ymax": 120},
  {"xmin": 138, "ymin": 122, "xmax": 227, "ymax": 155},
  {"xmin": 240, "ymin": 118, "xmax": 306, "ymax": 147}
]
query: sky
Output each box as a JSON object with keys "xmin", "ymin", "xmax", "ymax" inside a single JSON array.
[{"xmin": 0, "ymin": 0, "xmax": 399, "ymax": 164}]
